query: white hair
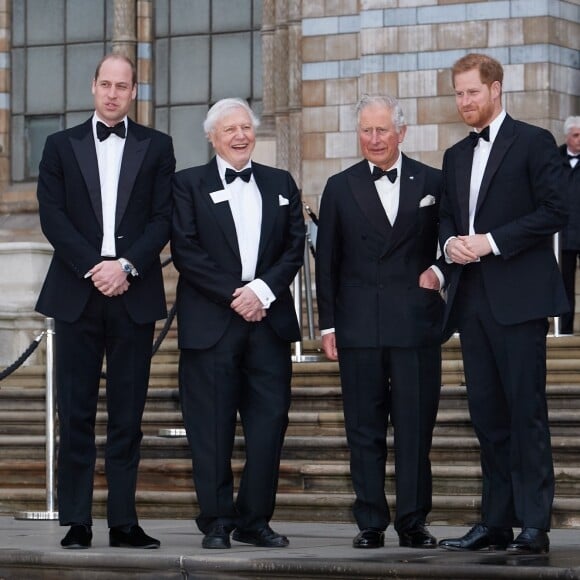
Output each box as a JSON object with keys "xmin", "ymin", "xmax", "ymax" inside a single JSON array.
[
  {"xmin": 355, "ymin": 94, "xmax": 406, "ymax": 131},
  {"xmin": 203, "ymin": 98, "xmax": 260, "ymax": 137},
  {"xmin": 564, "ymin": 116, "xmax": 580, "ymax": 134}
]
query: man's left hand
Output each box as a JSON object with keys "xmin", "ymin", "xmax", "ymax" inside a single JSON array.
[
  {"xmin": 231, "ymin": 286, "xmax": 267, "ymax": 322},
  {"xmin": 90, "ymin": 260, "xmax": 130, "ymax": 297},
  {"xmin": 418, "ymin": 268, "xmax": 441, "ymax": 291}
]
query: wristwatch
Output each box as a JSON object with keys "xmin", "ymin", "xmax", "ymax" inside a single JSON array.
[{"xmin": 118, "ymin": 258, "xmax": 137, "ymax": 277}]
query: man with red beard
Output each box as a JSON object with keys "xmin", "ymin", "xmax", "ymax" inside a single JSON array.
[{"xmin": 437, "ymin": 53, "xmax": 568, "ymax": 555}]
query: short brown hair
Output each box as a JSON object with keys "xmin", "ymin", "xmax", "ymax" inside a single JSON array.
[
  {"xmin": 452, "ymin": 53, "xmax": 503, "ymax": 88},
  {"xmin": 94, "ymin": 53, "xmax": 137, "ymax": 86}
]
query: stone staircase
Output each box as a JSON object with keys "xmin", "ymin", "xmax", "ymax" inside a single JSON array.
[{"xmin": 2, "ymin": 328, "xmax": 580, "ymax": 529}]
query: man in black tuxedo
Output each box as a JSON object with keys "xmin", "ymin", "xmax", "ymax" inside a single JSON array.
[
  {"xmin": 36, "ymin": 54, "xmax": 175, "ymax": 549},
  {"xmin": 437, "ymin": 53, "xmax": 568, "ymax": 555},
  {"xmin": 559, "ymin": 116, "xmax": 580, "ymax": 334},
  {"xmin": 171, "ymin": 98, "xmax": 304, "ymax": 549},
  {"xmin": 316, "ymin": 95, "xmax": 446, "ymax": 550}
]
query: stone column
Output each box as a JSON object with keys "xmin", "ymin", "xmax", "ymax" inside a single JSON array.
[
  {"xmin": 287, "ymin": 0, "xmax": 302, "ymax": 185},
  {"xmin": 112, "ymin": 0, "xmax": 137, "ymax": 120},
  {"xmin": 273, "ymin": 0, "xmax": 289, "ymax": 170}
]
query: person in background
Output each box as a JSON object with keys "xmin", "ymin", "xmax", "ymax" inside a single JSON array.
[
  {"xmin": 558, "ymin": 116, "xmax": 580, "ymax": 335},
  {"xmin": 437, "ymin": 53, "xmax": 568, "ymax": 555},
  {"xmin": 171, "ymin": 98, "xmax": 304, "ymax": 550},
  {"xmin": 36, "ymin": 53, "xmax": 175, "ymax": 549},
  {"xmin": 316, "ymin": 94, "xmax": 447, "ymax": 550}
]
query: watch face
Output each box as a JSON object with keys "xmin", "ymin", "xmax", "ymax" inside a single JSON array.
[{"xmin": 122, "ymin": 263, "xmax": 131, "ymax": 272}]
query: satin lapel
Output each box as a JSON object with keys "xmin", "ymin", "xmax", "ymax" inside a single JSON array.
[
  {"xmin": 69, "ymin": 120, "xmax": 102, "ymax": 229},
  {"xmin": 348, "ymin": 161, "xmax": 391, "ymax": 237},
  {"xmin": 115, "ymin": 124, "xmax": 150, "ymax": 229},
  {"xmin": 454, "ymin": 138, "xmax": 473, "ymax": 234},
  {"xmin": 387, "ymin": 156, "xmax": 424, "ymax": 254},
  {"xmin": 202, "ymin": 158, "xmax": 240, "ymax": 259},
  {"xmin": 475, "ymin": 116, "xmax": 516, "ymax": 215},
  {"xmin": 252, "ymin": 164, "xmax": 277, "ymax": 260}
]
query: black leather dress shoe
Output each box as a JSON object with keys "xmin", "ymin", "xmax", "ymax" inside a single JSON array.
[
  {"xmin": 439, "ymin": 523, "xmax": 513, "ymax": 551},
  {"xmin": 109, "ymin": 525, "xmax": 160, "ymax": 549},
  {"xmin": 398, "ymin": 524, "xmax": 437, "ymax": 548},
  {"xmin": 61, "ymin": 524, "xmax": 92, "ymax": 549},
  {"xmin": 507, "ymin": 528, "xmax": 549, "ymax": 554},
  {"xmin": 233, "ymin": 524, "xmax": 289, "ymax": 547},
  {"xmin": 202, "ymin": 524, "xmax": 231, "ymax": 549},
  {"xmin": 352, "ymin": 528, "xmax": 385, "ymax": 549}
]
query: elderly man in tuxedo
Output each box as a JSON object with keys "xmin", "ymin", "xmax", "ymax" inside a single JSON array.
[
  {"xmin": 559, "ymin": 116, "xmax": 580, "ymax": 334},
  {"xmin": 316, "ymin": 94, "xmax": 447, "ymax": 550},
  {"xmin": 36, "ymin": 53, "xmax": 175, "ymax": 549},
  {"xmin": 171, "ymin": 98, "xmax": 304, "ymax": 549},
  {"xmin": 437, "ymin": 53, "xmax": 568, "ymax": 555}
]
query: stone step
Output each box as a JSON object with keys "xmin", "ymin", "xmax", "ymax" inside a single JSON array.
[{"xmin": 1, "ymin": 486, "xmax": 578, "ymax": 528}]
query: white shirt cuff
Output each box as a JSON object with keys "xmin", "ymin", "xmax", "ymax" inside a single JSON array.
[
  {"xmin": 246, "ymin": 278, "xmax": 276, "ymax": 309},
  {"xmin": 430, "ymin": 265, "xmax": 445, "ymax": 289},
  {"xmin": 487, "ymin": 232, "xmax": 500, "ymax": 255}
]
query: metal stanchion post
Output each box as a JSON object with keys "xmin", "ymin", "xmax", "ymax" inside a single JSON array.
[
  {"xmin": 553, "ymin": 232, "xmax": 562, "ymax": 337},
  {"xmin": 15, "ymin": 317, "xmax": 59, "ymax": 520},
  {"xmin": 303, "ymin": 225, "xmax": 315, "ymax": 340}
]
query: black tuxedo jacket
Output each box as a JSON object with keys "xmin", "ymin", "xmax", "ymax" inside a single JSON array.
[
  {"xmin": 171, "ymin": 157, "xmax": 304, "ymax": 349},
  {"xmin": 559, "ymin": 144, "xmax": 580, "ymax": 251},
  {"xmin": 440, "ymin": 114, "xmax": 569, "ymax": 330},
  {"xmin": 35, "ymin": 118, "xmax": 175, "ymax": 324},
  {"xmin": 316, "ymin": 155, "xmax": 446, "ymax": 349}
]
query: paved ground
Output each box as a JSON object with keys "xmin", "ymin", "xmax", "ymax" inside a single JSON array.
[{"xmin": 1, "ymin": 517, "xmax": 580, "ymax": 579}]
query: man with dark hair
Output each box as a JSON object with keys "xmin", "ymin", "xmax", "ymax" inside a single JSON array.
[
  {"xmin": 437, "ymin": 53, "xmax": 568, "ymax": 554},
  {"xmin": 36, "ymin": 53, "xmax": 175, "ymax": 549}
]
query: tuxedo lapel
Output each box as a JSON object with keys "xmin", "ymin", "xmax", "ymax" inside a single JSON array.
[
  {"xmin": 201, "ymin": 158, "xmax": 240, "ymax": 259},
  {"xmin": 347, "ymin": 161, "xmax": 392, "ymax": 237},
  {"xmin": 252, "ymin": 163, "xmax": 278, "ymax": 261},
  {"xmin": 476, "ymin": 115, "xmax": 516, "ymax": 214},
  {"xmin": 69, "ymin": 119, "xmax": 102, "ymax": 229},
  {"xmin": 115, "ymin": 122, "xmax": 151, "ymax": 229},
  {"xmin": 454, "ymin": 138, "xmax": 473, "ymax": 234}
]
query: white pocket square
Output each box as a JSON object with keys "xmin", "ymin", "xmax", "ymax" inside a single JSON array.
[
  {"xmin": 278, "ymin": 195, "xmax": 289, "ymax": 206},
  {"xmin": 419, "ymin": 194, "xmax": 436, "ymax": 207},
  {"xmin": 210, "ymin": 190, "xmax": 230, "ymax": 204}
]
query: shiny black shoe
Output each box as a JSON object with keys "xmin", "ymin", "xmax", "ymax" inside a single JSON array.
[
  {"xmin": 507, "ymin": 528, "xmax": 549, "ymax": 554},
  {"xmin": 439, "ymin": 523, "xmax": 513, "ymax": 551},
  {"xmin": 109, "ymin": 525, "xmax": 160, "ymax": 549},
  {"xmin": 352, "ymin": 528, "xmax": 385, "ymax": 549},
  {"xmin": 61, "ymin": 524, "xmax": 92, "ymax": 549},
  {"xmin": 233, "ymin": 524, "xmax": 289, "ymax": 547},
  {"xmin": 202, "ymin": 524, "xmax": 231, "ymax": 549},
  {"xmin": 398, "ymin": 524, "xmax": 437, "ymax": 548}
]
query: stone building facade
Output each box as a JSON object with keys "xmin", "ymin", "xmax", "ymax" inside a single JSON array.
[{"xmin": 0, "ymin": 0, "xmax": 577, "ymax": 218}]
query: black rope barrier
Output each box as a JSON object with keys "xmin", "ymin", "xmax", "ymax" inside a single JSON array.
[{"xmin": 0, "ymin": 331, "xmax": 45, "ymax": 382}]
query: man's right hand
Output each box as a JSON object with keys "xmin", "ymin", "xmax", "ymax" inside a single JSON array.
[{"xmin": 321, "ymin": 332, "xmax": 338, "ymax": 361}]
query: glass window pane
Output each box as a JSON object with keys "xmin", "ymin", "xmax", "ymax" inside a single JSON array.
[
  {"xmin": 11, "ymin": 49, "xmax": 25, "ymax": 115},
  {"xmin": 155, "ymin": 38, "xmax": 169, "ymax": 106},
  {"xmin": 211, "ymin": 33, "xmax": 251, "ymax": 101},
  {"xmin": 170, "ymin": 105, "xmax": 210, "ymax": 170},
  {"xmin": 11, "ymin": 115, "xmax": 25, "ymax": 182},
  {"xmin": 66, "ymin": 111, "xmax": 93, "ymax": 128},
  {"xmin": 155, "ymin": 0, "xmax": 169, "ymax": 36},
  {"xmin": 66, "ymin": 44, "xmax": 103, "ymax": 111},
  {"xmin": 170, "ymin": 0, "xmax": 210, "ymax": 35},
  {"xmin": 155, "ymin": 107, "xmax": 169, "ymax": 135},
  {"xmin": 27, "ymin": 46, "xmax": 65, "ymax": 113},
  {"xmin": 66, "ymin": 0, "xmax": 104, "ymax": 42},
  {"xmin": 12, "ymin": 1, "xmax": 25, "ymax": 47},
  {"xmin": 212, "ymin": 0, "xmax": 251, "ymax": 32},
  {"xmin": 26, "ymin": 0, "xmax": 64, "ymax": 45},
  {"xmin": 170, "ymin": 36, "xmax": 210, "ymax": 104},
  {"xmin": 26, "ymin": 116, "xmax": 62, "ymax": 178},
  {"xmin": 105, "ymin": 0, "xmax": 114, "ymax": 40},
  {"xmin": 253, "ymin": 0, "xmax": 262, "ymax": 28}
]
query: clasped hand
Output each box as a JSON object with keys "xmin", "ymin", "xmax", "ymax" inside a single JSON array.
[
  {"xmin": 90, "ymin": 261, "xmax": 130, "ymax": 297},
  {"xmin": 231, "ymin": 286, "xmax": 267, "ymax": 322},
  {"xmin": 447, "ymin": 234, "xmax": 491, "ymax": 265}
]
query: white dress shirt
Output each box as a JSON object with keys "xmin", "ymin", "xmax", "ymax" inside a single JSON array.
[
  {"xmin": 93, "ymin": 114, "xmax": 127, "ymax": 257},
  {"xmin": 370, "ymin": 156, "xmax": 402, "ymax": 225},
  {"xmin": 216, "ymin": 155, "xmax": 276, "ymax": 308}
]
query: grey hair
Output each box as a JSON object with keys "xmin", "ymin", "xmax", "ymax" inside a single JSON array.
[
  {"xmin": 203, "ymin": 98, "xmax": 260, "ymax": 137},
  {"xmin": 564, "ymin": 116, "xmax": 580, "ymax": 134},
  {"xmin": 355, "ymin": 94, "xmax": 406, "ymax": 131}
]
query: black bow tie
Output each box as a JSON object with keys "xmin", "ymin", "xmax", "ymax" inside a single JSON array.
[
  {"xmin": 372, "ymin": 166, "xmax": 397, "ymax": 183},
  {"xmin": 225, "ymin": 167, "xmax": 252, "ymax": 184},
  {"xmin": 568, "ymin": 153, "xmax": 579, "ymax": 160},
  {"xmin": 96, "ymin": 121, "xmax": 126, "ymax": 141},
  {"xmin": 468, "ymin": 126, "xmax": 490, "ymax": 147}
]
